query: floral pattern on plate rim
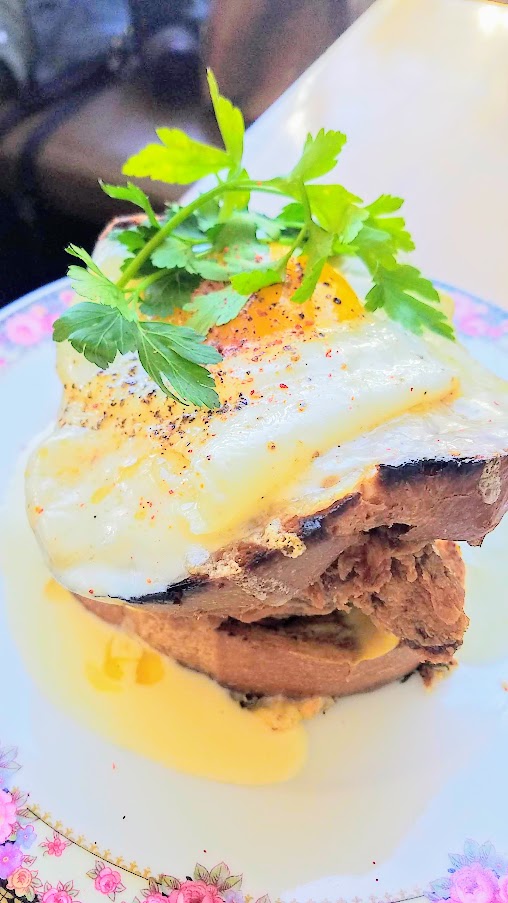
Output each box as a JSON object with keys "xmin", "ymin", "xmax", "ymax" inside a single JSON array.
[
  {"xmin": 0, "ymin": 739, "xmax": 506, "ymax": 903},
  {"xmin": 1, "ymin": 739, "xmax": 270, "ymax": 903},
  {"xmin": 1, "ymin": 280, "xmax": 508, "ymax": 367},
  {"xmin": 0, "ymin": 283, "xmax": 74, "ymax": 370},
  {"xmin": 1, "ymin": 279, "xmax": 508, "ymax": 902}
]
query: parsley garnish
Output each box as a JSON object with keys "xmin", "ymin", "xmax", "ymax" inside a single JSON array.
[{"xmin": 53, "ymin": 69, "xmax": 454, "ymax": 408}]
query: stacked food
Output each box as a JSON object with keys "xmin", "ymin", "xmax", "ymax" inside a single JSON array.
[{"xmin": 26, "ymin": 73, "xmax": 508, "ymax": 710}]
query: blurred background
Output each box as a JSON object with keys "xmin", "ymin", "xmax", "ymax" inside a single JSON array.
[{"xmin": 0, "ymin": 0, "xmax": 375, "ymax": 308}]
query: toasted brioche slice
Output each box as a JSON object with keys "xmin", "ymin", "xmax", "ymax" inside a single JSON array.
[
  {"xmin": 79, "ymin": 595, "xmax": 422, "ymax": 698},
  {"xmin": 78, "ymin": 540, "xmax": 465, "ymax": 699}
]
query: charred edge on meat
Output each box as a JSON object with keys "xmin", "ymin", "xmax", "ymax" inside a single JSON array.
[
  {"xmin": 120, "ymin": 495, "xmax": 361, "ymax": 605},
  {"xmin": 378, "ymin": 457, "xmax": 486, "ymax": 485},
  {"xmin": 118, "ymin": 575, "xmax": 208, "ymax": 605},
  {"xmin": 115, "ymin": 456, "xmax": 487, "ymax": 608},
  {"xmin": 292, "ymin": 492, "xmax": 360, "ymax": 540}
]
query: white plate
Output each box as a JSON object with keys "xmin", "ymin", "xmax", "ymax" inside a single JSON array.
[{"xmin": 1, "ymin": 279, "xmax": 508, "ymax": 903}]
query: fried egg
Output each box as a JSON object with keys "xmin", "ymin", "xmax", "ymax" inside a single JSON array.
[{"xmin": 25, "ymin": 231, "xmax": 508, "ymax": 602}]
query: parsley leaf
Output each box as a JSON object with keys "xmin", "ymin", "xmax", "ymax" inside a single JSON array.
[
  {"xmin": 185, "ymin": 286, "xmax": 247, "ymax": 333},
  {"xmin": 162, "ymin": 205, "xmax": 211, "ymax": 242},
  {"xmin": 291, "ymin": 222, "xmax": 334, "ymax": 303},
  {"xmin": 366, "ymin": 194, "xmax": 404, "ymax": 215},
  {"xmin": 365, "ymin": 195, "xmax": 414, "ymax": 253},
  {"xmin": 307, "ymin": 185, "xmax": 367, "ymax": 242},
  {"xmin": 219, "ymin": 169, "xmax": 250, "ymax": 222},
  {"xmin": 207, "ymin": 68, "xmax": 244, "ymax": 167},
  {"xmin": 66, "ymin": 244, "xmax": 103, "ymax": 275},
  {"xmin": 151, "ymin": 236, "xmax": 192, "ymax": 270},
  {"xmin": 53, "ymin": 302, "xmax": 138, "ymax": 369},
  {"xmin": 292, "ymin": 257, "xmax": 328, "ymax": 304},
  {"xmin": 212, "ymin": 213, "xmax": 258, "ymax": 250},
  {"xmin": 290, "ymin": 129, "xmax": 347, "ymax": 182},
  {"xmin": 144, "ymin": 322, "xmax": 221, "ymax": 366},
  {"xmin": 123, "ymin": 129, "xmax": 230, "ymax": 184},
  {"xmin": 248, "ymin": 211, "xmax": 283, "ymax": 240},
  {"xmin": 354, "ymin": 194, "xmax": 415, "ymax": 270},
  {"xmin": 116, "ymin": 229, "xmax": 147, "ymax": 253},
  {"xmin": 365, "ymin": 264, "xmax": 454, "ymax": 339},
  {"xmin": 206, "ymin": 71, "xmax": 248, "ymax": 220},
  {"xmin": 136, "ymin": 321, "xmax": 221, "ymax": 407},
  {"xmin": 196, "ymin": 200, "xmax": 221, "ymax": 233},
  {"xmin": 116, "ymin": 226, "xmax": 160, "ymax": 276},
  {"xmin": 66, "ymin": 245, "xmax": 133, "ymax": 316},
  {"xmin": 151, "ymin": 238, "xmax": 233, "ymax": 281},
  {"xmin": 141, "ymin": 270, "xmax": 200, "ymax": 317},
  {"xmin": 377, "ymin": 263, "xmax": 441, "ymax": 302},
  {"xmin": 214, "ymin": 213, "xmax": 270, "ymax": 261},
  {"xmin": 222, "ymin": 211, "xmax": 285, "ymax": 294},
  {"xmin": 150, "ymin": 212, "xmax": 272, "ymax": 283},
  {"xmin": 231, "ymin": 267, "xmax": 283, "ymax": 295},
  {"xmin": 100, "ymin": 181, "xmax": 159, "ymax": 229},
  {"xmin": 203, "ymin": 213, "xmax": 271, "ymax": 277},
  {"xmin": 191, "ymin": 258, "xmax": 231, "ymax": 281},
  {"xmin": 276, "ymin": 203, "xmax": 306, "ymax": 229}
]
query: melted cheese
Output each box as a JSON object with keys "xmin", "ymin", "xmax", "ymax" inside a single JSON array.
[{"xmin": 25, "ymin": 234, "xmax": 465, "ymax": 601}]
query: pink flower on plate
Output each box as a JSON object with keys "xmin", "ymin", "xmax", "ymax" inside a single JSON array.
[
  {"xmin": 41, "ymin": 832, "xmax": 70, "ymax": 856},
  {"xmin": 7, "ymin": 866, "xmax": 36, "ymax": 894},
  {"xmin": 25, "ymin": 304, "xmax": 60, "ymax": 335},
  {"xmin": 168, "ymin": 881, "xmax": 224, "ymax": 903},
  {"xmin": 4, "ymin": 311, "xmax": 45, "ymax": 346},
  {"xmin": 456, "ymin": 314, "xmax": 489, "ymax": 338},
  {"xmin": 455, "ymin": 296, "xmax": 486, "ymax": 319},
  {"xmin": 144, "ymin": 894, "xmax": 167, "ymax": 903},
  {"xmin": 59, "ymin": 289, "xmax": 75, "ymax": 307},
  {"xmin": 0, "ymin": 842, "xmax": 23, "ymax": 879},
  {"xmin": 498, "ymin": 875, "xmax": 508, "ymax": 903},
  {"xmin": 42, "ymin": 882, "xmax": 79, "ymax": 903},
  {"xmin": 449, "ymin": 865, "xmax": 500, "ymax": 903},
  {"xmin": 94, "ymin": 866, "xmax": 125, "ymax": 897},
  {"xmin": 0, "ymin": 789, "xmax": 17, "ymax": 843},
  {"xmin": 35, "ymin": 309, "xmax": 60, "ymax": 335}
]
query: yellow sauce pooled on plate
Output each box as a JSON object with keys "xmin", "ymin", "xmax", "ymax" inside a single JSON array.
[
  {"xmin": 3, "ymin": 453, "xmax": 399, "ymax": 786},
  {"xmin": 2, "ymin": 457, "xmax": 307, "ymax": 786}
]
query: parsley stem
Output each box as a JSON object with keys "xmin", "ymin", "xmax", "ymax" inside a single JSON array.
[
  {"xmin": 299, "ymin": 182, "xmax": 313, "ymax": 225},
  {"xmin": 135, "ymin": 270, "xmax": 167, "ymax": 294},
  {"xmin": 115, "ymin": 180, "xmax": 295, "ymax": 291},
  {"xmin": 278, "ymin": 223, "xmax": 307, "ymax": 270},
  {"xmin": 232, "ymin": 181, "xmax": 295, "ymax": 198},
  {"xmin": 116, "ymin": 182, "xmax": 235, "ymax": 290}
]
